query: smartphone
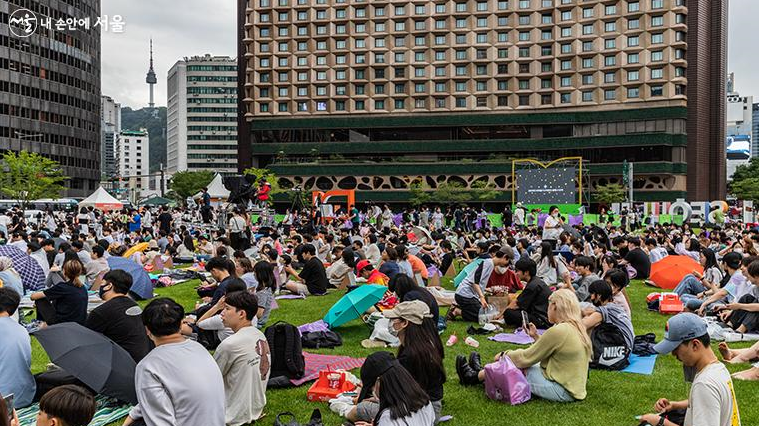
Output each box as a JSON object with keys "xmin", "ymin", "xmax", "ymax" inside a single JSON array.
[
  {"xmin": 521, "ymin": 311, "xmax": 529, "ymax": 330},
  {"xmin": 3, "ymin": 394, "xmax": 13, "ymax": 423}
]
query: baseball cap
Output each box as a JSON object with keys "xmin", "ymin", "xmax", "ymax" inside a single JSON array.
[
  {"xmin": 653, "ymin": 313, "xmax": 708, "ymax": 354},
  {"xmin": 497, "ymin": 245, "xmax": 514, "ymax": 260},
  {"xmin": 383, "ymin": 300, "xmax": 432, "ymax": 325},
  {"xmin": 356, "ymin": 259, "xmax": 371, "ymax": 274}
]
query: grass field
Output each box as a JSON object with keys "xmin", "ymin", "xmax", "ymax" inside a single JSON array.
[{"xmin": 29, "ymin": 277, "xmax": 758, "ymax": 426}]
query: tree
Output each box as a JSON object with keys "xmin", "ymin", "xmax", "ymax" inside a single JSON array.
[
  {"xmin": 471, "ymin": 180, "xmax": 500, "ymax": 205},
  {"xmin": 243, "ymin": 167, "xmax": 282, "ymax": 195},
  {"xmin": 594, "ymin": 183, "xmax": 626, "ymax": 204},
  {"xmin": 169, "ymin": 171, "xmax": 214, "ymax": 199},
  {"xmin": 408, "ymin": 181, "xmax": 432, "ymax": 207},
  {"xmin": 729, "ymin": 158, "xmax": 759, "ymax": 184},
  {"xmin": 730, "ymin": 177, "xmax": 759, "ymax": 202},
  {"xmin": 0, "ymin": 151, "xmax": 66, "ymax": 208}
]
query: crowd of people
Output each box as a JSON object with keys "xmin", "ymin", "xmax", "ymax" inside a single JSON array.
[{"xmin": 0, "ymin": 200, "xmax": 756, "ymax": 426}]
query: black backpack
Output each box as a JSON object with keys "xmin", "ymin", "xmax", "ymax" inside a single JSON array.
[
  {"xmin": 301, "ymin": 330, "xmax": 343, "ymax": 349},
  {"xmin": 265, "ymin": 321, "xmax": 306, "ymax": 379},
  {"xmin": 590, "ymin": 322, "xmax": 631, "ymax": 371}
]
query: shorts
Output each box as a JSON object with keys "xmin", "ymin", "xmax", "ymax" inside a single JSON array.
[{"xmin": 454, "ymin": 293, "xmax": 481, "ymax": 322}]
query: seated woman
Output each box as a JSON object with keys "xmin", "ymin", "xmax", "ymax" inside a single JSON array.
[
  {"xmin": 31, "ymin": 260, "xmax": 88, "ymax": 326},
  {"xmin": 673, "ymin": 248, "xmax": 723, "ymax": 306},
  {"xmin": 531, "ymin": 241, "xmax": 571, "ymax": 288},
  {"xmin": 457, "ymin": 289, "xmax": 591, "ymax": 403},
  {"xmin": 330, "ymin": 352, "xmax": 396, "ymax": 424},
  {"xmin": 355, "ymin": 361, "xmax": 436, "ymax": 426},
  {"xmin": 719, "ymin": 340, "xmax": 759, "ymax": 380},
  {"xmin": 236, "ymin": 257, "xmax": 258, "ymax": 290},
  {"xmin": 325, "ymin": 247, "xmax": 357, "ymax": 289},
  {"xmin": 0, "ymin": 256, "xmax": 24, "ymax": 297},
  {"xmin": 605, "ymin": 268, "xmax": 632, "ymax": 317},
  {"xmin": 252, "ymin": 260, "xmax": 276, "ymax": 329},
  {"xmin": 175, "ymin": 233, "xmax": 195, "ymax": 260},
  {"xmin": 378, "ymin": 246, "xmax": 401, "ymax": 280},
  {"xmin": 717, "ymin": 259, "xmax": 759, "ymax": 334}
]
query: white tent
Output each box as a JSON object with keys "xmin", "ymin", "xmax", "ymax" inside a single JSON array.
[
  {"xmin": 193, "ymin": 173, "xmax": 230, "ymax": 205},
  {"xmin": 79, "ymin": 187, "xmax": 123, "ymax": 211}
]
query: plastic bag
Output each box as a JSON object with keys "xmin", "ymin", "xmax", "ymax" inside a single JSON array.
[
  {"xmin": 483, "ymin": 356, "xmax": 531, "ymax": 405},
  {"xmin": 478, "ymin": 304, "xmax": 499, "ymax": 326}
]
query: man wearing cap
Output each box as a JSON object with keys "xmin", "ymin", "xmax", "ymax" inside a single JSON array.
[
  {"xmin": 638, "ymin": 313, "xmax": 741, "ymax": 426},
  {"xmin": 356, "ymin": 260, "xmax": 389, "ymax": 286}
]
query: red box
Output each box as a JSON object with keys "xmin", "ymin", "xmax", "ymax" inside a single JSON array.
[{"xmin": 306, "ymin": 370, "xmax": 356, "ymax": 402}]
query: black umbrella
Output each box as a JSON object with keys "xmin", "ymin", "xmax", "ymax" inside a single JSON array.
[{"xmin": 33, "ymin": 323, "xmax": 138, "ymax": 404}]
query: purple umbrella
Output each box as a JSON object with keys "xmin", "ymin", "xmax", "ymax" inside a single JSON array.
[{"xmin": 0, "ymin": 245, "xmax": 45, "ymax": 291}]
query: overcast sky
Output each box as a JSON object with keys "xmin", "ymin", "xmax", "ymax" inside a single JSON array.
[{"xmin": 102, "ymin": 0, "xmax": 759, "ymax": 109}]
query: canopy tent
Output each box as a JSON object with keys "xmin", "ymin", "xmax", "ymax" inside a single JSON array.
[
  {"xmin": 193, "ymin": 173, "xmax": 230, "ymax": 206},
  {"xmin": 79, "ymin": 187, "xmax": 123, "ymax": 211},
  {"xmin": 140, "ymin": 196, "xmax": 174, "ymax": 207}
]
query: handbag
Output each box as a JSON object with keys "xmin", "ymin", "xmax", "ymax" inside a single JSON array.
[
  {"xmin": 483, "ymin": 356, "xmax": 531, "ymax": 405},
  {"xmin": 274, "ymin": 409, "xmax": 324, "ymax": 426}
]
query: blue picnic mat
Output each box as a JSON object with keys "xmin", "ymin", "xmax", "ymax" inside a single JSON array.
[
  {"xmin": 17, "ymin": 395, "xmax": 131, "ymax": 426},
  {"xmin": 621, "ymin": 354, "xmax": 658, "ymax": 375}
]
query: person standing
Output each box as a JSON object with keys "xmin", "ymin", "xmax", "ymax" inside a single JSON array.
[
  {"xmin": 542, "ymin": 206, "xmax": 563, "ymax": 250},
  {"xmin": 215, "ymin": 291, "xmax": 271, "ymax": 426},
  {"xmin": 124, "ymin": 298, "xmax": 225, "ymax": 426},
  {"xmin": 638, "ymin": 313, "xmax": 741, "ymax": 426}
]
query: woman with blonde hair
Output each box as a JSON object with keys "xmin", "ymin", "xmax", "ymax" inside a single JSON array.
[{"xmin": 457, "ymin": 289, "xmax": 591, "ymax": 402}]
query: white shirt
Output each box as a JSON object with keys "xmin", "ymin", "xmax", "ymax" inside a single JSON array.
[
  {"xmin": 649, "ymin": 247, "xmax": 669, "ymax": 263},
  {"xmin": 377, "ymin": 403, "xmax": 435, "ymax": 426},
  {"xmin": 214, "ymin": 326, "xmax": 270, "ymax": 426},
  {"xmin": 684, "ymin": 363, "xmax": 741, "ymax": 426},
  {"xmin": 542, "ymin": 215, "xmax": 562, "ymax": 240}
]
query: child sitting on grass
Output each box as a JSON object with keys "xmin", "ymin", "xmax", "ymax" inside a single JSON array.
[{"xmin": 36, "ymin": 385, "xmax": 96, "ymax": 426}]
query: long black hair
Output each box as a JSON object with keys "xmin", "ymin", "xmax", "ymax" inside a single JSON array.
[
  {"xmin": 254, "ymin": 261, "xmax": 276, "ymax": 292},
  {"xmin": 341, "ymin": 247, "xmax": 357, "ymax": 268},
  {"xmin": 539, "ymin": 241, "xmax": 557, "ymax": 269},
  {"xmin": 396, "ymin": 316, "xmax": 445, "ymax": 393},
  {"xmin": 374, "ymin": 363, "xmax": 431, "ymax": 422},
  {"xmin": 700, "ymin": 247, "xmax": 719, "ymax": 270},
  {"xmin": 388, "ymin": 274, "xmax": 418, "ymax": 299}
]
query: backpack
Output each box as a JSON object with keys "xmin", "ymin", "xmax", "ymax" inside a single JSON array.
[
  {"xmin": 301, "ymin": 330, "xmax": 343, "ymax": 349},
  {"xmin": 590, "ymin": 322, "xmax": 631, "ymax": 371},
  {"xmin": 265, "ymin": 321, "xmax": 306, "ymax": 379}
]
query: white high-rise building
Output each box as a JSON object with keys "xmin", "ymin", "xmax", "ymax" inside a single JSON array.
[
  {"xmin": 101, "ymin": 95, "xmax": 121, "ymax": 178},
  {"xmin": 726, "ymin": 74, "xmax": 753, "ymax": 179},
  {"xmin": 118, "ymin": 129, "xmax": 151, "ymax": 201},
  {"xmin": 167, "ymin": 55, "xmax": 237, "ymax": 175}
]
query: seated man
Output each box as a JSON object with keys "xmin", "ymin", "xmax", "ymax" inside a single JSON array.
[
  {"xmin": 36, "ymin": 385, "xmax": 96, "ymax": 426},
  {"xmin": 0, "ymin": 287, "xmax": 35, "ymax": 408},
  {"xmin": 85, "ymin": 270, "xmax": 152, "ymax": 363},
  {"xmin": 500, "ymin": 258, "xmax": 552, "ymax": 329},
  {"xmin": 356, "ymin": 259, "xmax": 389, "ymax": 285},
  {"xmin": 582, "ymin": 280, "xmax": 634, "ymax": 368},
  {"xmin": 569, "ymin": 255, "xmax": 600, "ymax": 302},
  {"xmin": 85, "ymin": 245, "xmax": 109, "ymax": 290},
  {"xmin": 694, "ymin": 253, "xmax": 745, "ymax": 315},
  {"xmin": 124, "ymin": 298, "xmax": 225, "ymax": 426},
  {"xmin": 284, "ymin": 244, "xmax": 329, "ymax": 296},
  {"xmin": 215, "ymin": 291, "xmax": 270, "ymax": 426},
  {"xmin": 638, "ymin": 313, "xmax": 741, "ymax": 426},
  {"xmin": 620, "ymin": 237, "xmax": 651, "ymax": 279},
  {"xmin": 717, "ymin": 259, "xmax": 759, "ymax": 334}
]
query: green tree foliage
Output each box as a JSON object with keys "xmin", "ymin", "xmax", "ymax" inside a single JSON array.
[
  {"xmin": 594, "ymin": 183, "xmax": 627, "ymax": 204},
  {"xmin": 243, "ymin": 167, "xmax": 283, "ymax": 195},
  {"xmin": 120, "ymin": 107, "xmax": 167, "ymax": 173},
  {"xmin": 471, "ymin": 180, "xmax": 500, "ymax": 203},
  {"xmin": 169, "ymin": 171, "xmax": 214, "ymax": 199},
  {"xmin": 730, "ymin": 178, "xmax": 759, "ymax": 202},
  {"xmin": 730, "ymin": 158, "xmax": 759, "ymax": 184},
  {"xmin": 409, "ymin": 181, "xmax": 477, "ymax": 206},
  {"xmin": 0, "ymin": 151, "xmax": 66, "ymax": 208}
]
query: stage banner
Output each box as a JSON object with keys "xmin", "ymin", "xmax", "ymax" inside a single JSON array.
[{"xmin": 517, "ymin": 168, "xmax": 577, "ymax": 205}]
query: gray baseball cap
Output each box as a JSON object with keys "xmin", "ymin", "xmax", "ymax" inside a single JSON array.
[{"xmin": 653, "ymin": 313, "xmax": 708, "ymax": 354}]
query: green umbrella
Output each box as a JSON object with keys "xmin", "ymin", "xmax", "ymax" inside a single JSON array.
[
  {"xmin": 324, "ymin": 285, "xmax": 388, "ymax": 328},
  {"xmin": 141, "ymin": 196, "xmax": 174, "ymax": 207},
  {"xmin": 454, "ymin": 258, "xmax": 484, "ymax": 288}
]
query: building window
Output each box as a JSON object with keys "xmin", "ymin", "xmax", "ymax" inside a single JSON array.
[
  {"xmin": 651, "ymin": 68, "xmax": 664, "ymax": 79},
  {"xmin": 651, "ymin": 51, "xmax": 664, "ymax": 62},
  {"xmin": 628, "ymin": 36, "xmax": 639, "ymax": 47},
  {"xmin": 628, "ymin": 70, "xmax": 640, "ymax": 81},
  {"xmin": 604, "ymin": 72, "xmax": 615, "ymax": 83},
  {"xmin": 582, "ymin": 74, "xmax": 593, "ymax": 85},
  {"xmin": 604, "ymin": 89, "xmax": 616, "ymax": 100},
  {"xmin": 278, "ymin": 102, "xmax": 288, "ymax": 112},
  {"xmin": 582, "ymin": 91, "xmax": 593, "ymax": 102},
  {"xmin": 651, "ymin": 33, "xmax": 664, "ymax": 44},
  {"xmin": 560, "ymin": 93, "xmax": 571, "ymax": 103},
  {"xmin": 628, "ymin": 18, "xmax": 640, "ymax": 29},
  {"xmin": 456, "ymin": 97, "xmax": 467, "ymax": 107},
  {"xmin": 628, "ymin": 1, "xmax": 640, "ymax": 12},
  {"xmin": 650, "ymin": 85, "xmax": 664, "ymax": 97},
  {"xmin": 518, "ymin": 95, "xmax": 530, "ymax": 106},
  {"xmin": 627, "ymin": 87, "xmax": 640, "ymax": 98},
  {"xmin": 651, "ymin": 0, "xmax": 663, "ymax": 9}
]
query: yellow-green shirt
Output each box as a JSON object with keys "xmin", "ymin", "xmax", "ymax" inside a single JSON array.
[{"xmin": 506, "ymin": 322, "xmax": 591, "ymax": 400}]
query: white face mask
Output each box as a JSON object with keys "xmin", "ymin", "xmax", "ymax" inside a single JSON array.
[{"xmin": 495, "ymin": 266, "xmax": 508, "ymax": 274}]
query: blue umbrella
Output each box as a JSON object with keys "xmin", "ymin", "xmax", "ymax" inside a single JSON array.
[
  {"xmin": 324, "ymin": 284, "xmax": 388, "ymax": 328},
  {"xmin": 0, "ymin": 245, "xmax": 44, "ymax": 291},
  {"xmin": 107, "ymin": 256, "xmax": 154, "ymax": 300}
]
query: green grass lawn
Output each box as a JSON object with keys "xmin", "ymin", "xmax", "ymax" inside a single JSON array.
[{"xmin": 29, "ymin": 278, "xmax": 758, "ymax": 426}]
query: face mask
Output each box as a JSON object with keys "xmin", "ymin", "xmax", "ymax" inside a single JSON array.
[
  {"xmin": 495, "ymin": 266, "xmax": 508, "ymax": 274},
  {"xmin": 98, "ymin": 284, "xmax": 111, "ymax": 300},
  {"xmin": 387, "ymin": 320, "xmax": 400, "ymax": 337}
]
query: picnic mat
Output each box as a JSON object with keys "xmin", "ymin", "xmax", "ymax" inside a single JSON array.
[
  {"xmin": 489, "ymin": 329, "xmax": 547, "ymax": 345},
  {"xmin": 276, "ymin": 294, "xmax": 306, "ymax": 300},
  {"xmin": 621, "ymin": 354, "xmax": 657, "ymax": 375},
  {"xmin": 290, "ymin": 352, "xmax": 365, "ymax": 386},
  {"xmin": 17, "ymin": 395, "xmax": 131, "ymax": 426}
]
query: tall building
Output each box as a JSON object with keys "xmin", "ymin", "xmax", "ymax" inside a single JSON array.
[
  {"xmin": 167, "ymin": 55, "xmax": 238, "ymax": 175},
  {"xmin": 101, "ymin": 95, "xmax": 121, "ymax": 178},
  {"xmin": 238, "ymin": 0, "xmax": 727, "ymax": 202},
  {"xmin": 118, "ymin": 129, "xmax": 150, "ymax": 201},
  {"xmin": 146, "ymin": 39, "xmax": 157, "ymax": 110},
  {"xmin": 752, "ymin": 103, "xmax": 759, "ymax": 158},
  {"xmin": 1, "ymin": 0, "xmax": 101, "ymax": 197}
]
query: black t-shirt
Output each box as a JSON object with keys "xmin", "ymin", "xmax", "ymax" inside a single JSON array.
[
  {"xmin": 625, "ymin": 247, "xmax": 651, "ymax": 279},
  {"xmin": 439, "ymin": 252, "xmax": 454, "ymax": 276},
  {"xmin": 299, "ymin": 257, "xmax": 329, "ymax": 295},
  {"xmin": 43, "ymin": 282, "xmax": 88, "ymax": 325},
  {"xmin": 157, "ymin": 213, "xmax": 173, "ymax": 233},
  {"xmin": 402, "ymin": 288, "xmax": 440, "ymax": 326},
  {"xmin": 516, "ymin": 277, "xmax": 552, "ymax": 329},
  {"xmin": 85, "ymin": 296, "xmax": 152, "ymax": 362}
]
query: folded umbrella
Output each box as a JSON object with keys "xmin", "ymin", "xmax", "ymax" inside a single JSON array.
[
  {"xmin": 33, "ymin": 323, "xmax": 137, "ymax": 404},
  {"xmin": 324, "ymin": 285, "xmax": 388, "ymax": 328},
  {"xmin": 649, "ymin": 255, "xmax": 703, "ymax": 290},
  {"xmin": 0, "ymin": 245, "xmax": 44, "ymax": 291},
  {"xmin": 107, "ymin": 256, "xmax": 154, "ymax": 299}
]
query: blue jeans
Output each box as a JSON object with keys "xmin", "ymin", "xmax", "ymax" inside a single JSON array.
[
  {"xmin": 673, "ymin": 275, "xmax": 705, "ymax": 298},
  {"xmin": 524, "ymin": 364, "xmax": 575, "ymax": 402}
]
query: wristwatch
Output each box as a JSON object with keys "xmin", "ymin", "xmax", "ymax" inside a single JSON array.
[{"xmin": 656, "ymin": 415, "xmax": 666, "ymax": 426}]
